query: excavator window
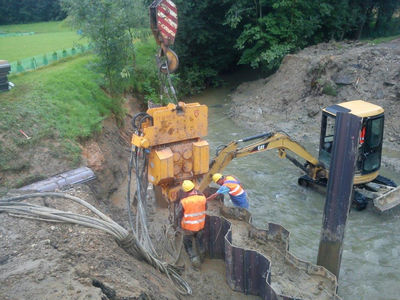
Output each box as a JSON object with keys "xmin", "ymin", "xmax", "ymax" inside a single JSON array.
[
  {"xmin": 361, "ymin": 115, "xmax": 384, "ymax": 174},
  {"xmin": 319, "ymin": 113, "xmax": 336, "ymax": 168}
]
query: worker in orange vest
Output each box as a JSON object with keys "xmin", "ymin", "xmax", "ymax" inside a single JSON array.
[
  {"xmin": 206, "ymin": 173, "xmax": 249, "ymax": 209},
  {"xmin": 176, "ymin": 180, "xmax": 207, "ymax": 268}
]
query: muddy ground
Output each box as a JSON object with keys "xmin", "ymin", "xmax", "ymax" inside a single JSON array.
[
  {"xmin": 230, "ymin": 38, "xmax": 400, "ymax": 172},
  {"xmin": 3, "ymin": 38, "xmax": 399, "ymax": 299},
  {"xmin": 0, "ymin": 184, "xmax": 338, "ymax": 300},
  {"xmin": 0, "ymin": 186, "xmax": 265, "ymax": 300}
]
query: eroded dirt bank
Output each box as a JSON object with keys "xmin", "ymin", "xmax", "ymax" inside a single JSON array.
[{"xmin": 229, "ymin": 39, "xmax": 400, "ymax": 172}]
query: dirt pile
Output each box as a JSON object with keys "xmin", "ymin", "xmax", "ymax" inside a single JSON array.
[{"xmin": 230, "ymin": 39, "xmax": 400, "ymax": 170}]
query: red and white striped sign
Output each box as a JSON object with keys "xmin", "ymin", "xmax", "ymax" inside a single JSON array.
[{"xmin": 156, "ymin": 0, "xmax": 178, "ymax": 46}]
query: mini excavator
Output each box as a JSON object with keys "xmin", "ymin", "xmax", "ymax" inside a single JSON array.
[{"xmin": 132, "ymin": 0, "xmax": 400, "ymax": 212}]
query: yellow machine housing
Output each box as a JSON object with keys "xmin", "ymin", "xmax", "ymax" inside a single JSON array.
[
  {"xmin": 132, "ymin": 102, "xmax": 209, "ymax": 202},
  {"xmin": 323, "ymin": 100, "xmax": 384, "ymax": 118}
]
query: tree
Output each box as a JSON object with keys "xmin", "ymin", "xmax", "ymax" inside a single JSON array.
[
  {"xmin": 374, "ymin": 0, "xmax": 400, "ymax": 35},
  {"xmin": 0, "ymin": 0, "xmax": 66, "ymax": 25},
  {"xmin": 172, "ymin": 0, "xmax": 239, "ymax": 92},
  {"xmin": 225, "ymin": 0, "xmax": 329, "ymax": 70},
  {"xmin": 61, "ymin": 0, "xmax": 147, "ymax": 92}
]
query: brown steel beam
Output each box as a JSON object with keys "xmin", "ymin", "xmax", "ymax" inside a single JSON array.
[{"xmin": 317, "ymin": 112, "xmax": 361, "ymax": 278}]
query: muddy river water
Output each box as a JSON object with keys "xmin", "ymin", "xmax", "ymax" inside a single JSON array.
[{"xmin": 188, "ymin": 78, "xmax": 400, "ymax": 300}]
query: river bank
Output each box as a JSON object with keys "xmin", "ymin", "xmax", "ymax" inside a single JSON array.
[{"xmin": 229, "ymin": 38, "xmax": 400, "ymax": 173}]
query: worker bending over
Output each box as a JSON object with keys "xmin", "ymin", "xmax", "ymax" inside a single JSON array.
[
  {"xmin": 207, "ymin": 173, "xmax": 249, "ymax": 209},
  {"xmin": 176, "ymin": 180, "xmax": 207, "ymax": 268}
]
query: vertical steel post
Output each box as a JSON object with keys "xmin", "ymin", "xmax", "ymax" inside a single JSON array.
[{"xmin": 317, "ymin": 112, "xmax": 361, "ymax": 278}]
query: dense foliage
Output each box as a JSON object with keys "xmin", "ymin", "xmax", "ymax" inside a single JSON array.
[
  {"xmin": 0, "ymin": 0, "xmax": 66, "ymax": 25},
  {"xmin": 171, "ymin": 0, "xmax": 240, "ymax": 93},
  {"xmin": 61, "ymin": 0, "xmax": 148, "ymax": 92},
  {"xmin": 169, "ymin": 0, "xmax": 400, "ymax": 90},
  {"xmin": 221, "ymin": 0, "xmax": 400, "ymax": 71}
]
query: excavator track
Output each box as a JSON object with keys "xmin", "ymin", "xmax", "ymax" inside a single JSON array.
[{"xmin": 373, "ymin": 175, "xmax": 397, "ymax": 188}]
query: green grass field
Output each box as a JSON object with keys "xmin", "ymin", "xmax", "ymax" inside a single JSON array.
[
  {"xmin": 0, "ymin": 21, "xmax": 87, "ymax": 62},
  {"xmin": 367, "ymin": 34, "xmax": 400, "ymax": 44}
]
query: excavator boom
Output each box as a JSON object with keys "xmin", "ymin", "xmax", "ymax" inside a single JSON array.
[
  {"xmin": 198, "ymin": 132, "xmax": 326, "ymax": 192},
  {"xmin": 198, "ymin": 131, "xmax": 400, "ymax": 212}
]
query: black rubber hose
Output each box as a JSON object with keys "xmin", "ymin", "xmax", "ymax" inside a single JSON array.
[{"xmin": 131, "ymin": 112, "xmax": 148, "ymax": 131}]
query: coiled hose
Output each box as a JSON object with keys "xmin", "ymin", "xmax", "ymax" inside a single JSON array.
[{"xmin": 0, "ymin": 192, "xmax": 192, "ymax": 295}]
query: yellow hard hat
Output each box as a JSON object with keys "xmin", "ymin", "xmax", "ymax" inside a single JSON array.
[
  {"xmin": 182, "ymin": 180, "xmax": 195, "ymax": 192},
  {"xmin": 212, "ymin": 173, "xmax": 223, "ymax": 183}
]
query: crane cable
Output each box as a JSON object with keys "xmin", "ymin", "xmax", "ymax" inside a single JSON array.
[{"xmin": 127, "ymin": 113, "xmax": 191, "ymax": 294}]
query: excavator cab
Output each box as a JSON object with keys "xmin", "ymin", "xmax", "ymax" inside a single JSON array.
[{"xmin": 319, "ymin": 100, "xmax": 385, "ymax": 185}]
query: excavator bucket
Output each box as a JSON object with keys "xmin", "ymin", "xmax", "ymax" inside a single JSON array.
[{"xmin": 373, "ymin": 185, "xmax": 400, "ymax": 212}]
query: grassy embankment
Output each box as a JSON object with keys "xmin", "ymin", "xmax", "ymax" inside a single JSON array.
[
  {"xmin": 0, "ymin": 21, "xmax": 157, "ymax": 190},
  {"xmin": 367, "ymin": 34, "xmax": 400, "ymax": 44},
  {"xmin": 0, "ymin": 55, "xmax": 117, "ymax": 188}
]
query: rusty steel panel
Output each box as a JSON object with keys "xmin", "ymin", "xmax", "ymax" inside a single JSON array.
[
  {"xmin": 232, "ymin": 246, "xmax": 245, "ymax": 291},
  {"xmin": 317, "ymin": 112, "xmax": 361, "ymax": 278},
  {"xmin": 205, "ymin": 214, "xmax": 321, "ymax": 300},
  {"xmin": 206, "ymin": 216, "xmax": 229, "ymax": 259},
  {"xmin": 224, "ymin": 238, "xmax": 234, "ymax": 290},
  {"xmin": 244, "ymin": 250, "xmax": 261, "ymax": 295}
]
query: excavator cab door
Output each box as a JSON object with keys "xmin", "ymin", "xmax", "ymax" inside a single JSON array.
[
  {"xmin": 357, "ymin": 114, "xmax": 384, "ymax": 174},
  {"xmin": 319, "ymin": 112, "xmax": 335, "ymax": 169}
]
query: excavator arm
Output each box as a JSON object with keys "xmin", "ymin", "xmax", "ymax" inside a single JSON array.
[{"xmin": 198, "ymin": 132, "xmax": 327, "ymax": 192}]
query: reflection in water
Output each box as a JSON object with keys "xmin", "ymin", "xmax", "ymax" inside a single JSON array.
[{"xmin": 187, "ymin": 77, "xmax": 400, "ymax": 300}]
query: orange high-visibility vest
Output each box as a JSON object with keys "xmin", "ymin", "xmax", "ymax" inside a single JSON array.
[
  {"xmin": 181, "ymin": 194, "xmax": 206, "ymax": 232},
  {"xmin": 360, "ymin": 126, "xmax": 366, "ymax": 144},
  {"xmin": 224, "ymin": 175, "xmax": 244, "ymax": 197}
]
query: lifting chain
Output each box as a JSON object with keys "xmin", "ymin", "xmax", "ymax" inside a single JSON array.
[
  {"xmin": 156, "ymin": 48, "xmax": 179, "ymax": 105},
  {"xmin": 149, "ymin": 0, "xmax": 179, "ymax": 106}
]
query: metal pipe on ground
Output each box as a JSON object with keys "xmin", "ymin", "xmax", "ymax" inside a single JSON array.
[{"xmin": 317, "ymin": 112, "xmax": 361, "ymax": 278}]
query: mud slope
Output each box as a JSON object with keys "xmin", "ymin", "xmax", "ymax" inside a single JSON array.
[{"xmin": 230, "ymin": 39, "xmax": 400, "ymax": 171}]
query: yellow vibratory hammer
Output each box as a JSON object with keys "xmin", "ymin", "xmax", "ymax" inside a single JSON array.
[
  {"xmin": 131, "ymin": 102, "xmax": 210, "ymax": 203},
  {"xmin": 130, "ymin": 0, "xmax": 210, "ymax": 204}
]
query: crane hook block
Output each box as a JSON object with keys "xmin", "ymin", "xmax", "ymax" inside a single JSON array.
[
  {"xmin": 150, "ymin": 0, "xmax": 178, "ymax": 47},
  {"xmin": 160, "ymin": 47, "xmax": 179, "ymax": 74}
]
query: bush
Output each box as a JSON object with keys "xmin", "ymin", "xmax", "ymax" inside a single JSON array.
[{"xmin": 322, "ymin": 82, "xmax": 338, "ymax": 97}]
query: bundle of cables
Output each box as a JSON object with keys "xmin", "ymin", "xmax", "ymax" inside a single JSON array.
[{"xmin": 0, "ymin": 181, "xmax": 191, "ymax": 295}]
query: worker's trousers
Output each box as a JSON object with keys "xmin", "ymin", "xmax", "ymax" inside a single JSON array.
[{"xmin": 182, "ymin": 229, "xmax": 205, "ymax": 260}]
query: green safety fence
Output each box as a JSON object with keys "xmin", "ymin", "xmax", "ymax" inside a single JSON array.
[
  {"xmin": 9, "ymin": 44, "xmax": 92, "ymax": 74},
  {"xmin": 0, "ymin": 32, "xmax": 35, "ymax": 38}
]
